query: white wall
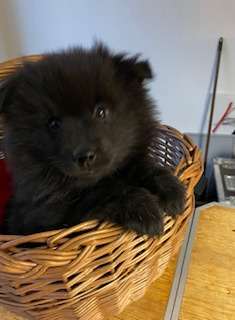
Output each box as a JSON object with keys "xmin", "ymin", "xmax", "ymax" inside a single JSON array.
[{"xmin": 0, "ymin": 0, "xmax": 235, "ymax": 133}]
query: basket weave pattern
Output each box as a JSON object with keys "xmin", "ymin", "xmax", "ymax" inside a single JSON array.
[{"xmin": 0, "ymin": 56, "xmax": 203, "ymax": 320}]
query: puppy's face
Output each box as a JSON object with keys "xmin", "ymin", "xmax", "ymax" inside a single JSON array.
[{"xmin": 0, "ymin": 44, "xmax": 154, "ymax": 186}]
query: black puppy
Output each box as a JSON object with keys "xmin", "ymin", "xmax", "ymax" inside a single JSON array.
[{"xmin": 0, "ymin": 43, "xmax": 185, "ymax": 235}]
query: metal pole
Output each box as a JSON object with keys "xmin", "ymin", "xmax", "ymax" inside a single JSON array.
[{"xmin": 204, "ymin": 37, "xmax": 223, "ymax": 171}]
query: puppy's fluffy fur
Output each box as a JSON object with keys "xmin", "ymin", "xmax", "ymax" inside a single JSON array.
[{"xmin": 0, "ymin": 43, "xmax": 185, "ymax": 235}]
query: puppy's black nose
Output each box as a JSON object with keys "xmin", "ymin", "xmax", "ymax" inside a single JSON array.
[{"xmin": 73, "ymin": 149, "xmax": 96, "ymax": 168}]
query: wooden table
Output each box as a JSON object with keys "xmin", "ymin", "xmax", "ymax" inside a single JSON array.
[{"xmin": 179, "ymin": 204, "xmax": 235, "ymax": 320}]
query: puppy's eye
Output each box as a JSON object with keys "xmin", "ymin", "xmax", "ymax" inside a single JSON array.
[
  {"xmin": 95, "ymin": 105, "xmax": 107, "ymax": 120},
  {"xmin": 48, "ymin": 117, "xmax": 61, "ymax": 130}
]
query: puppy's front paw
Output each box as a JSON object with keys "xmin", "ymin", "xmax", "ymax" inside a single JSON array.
[
  {"xmin": 138, "ymin": 167, "xmax": 186, "ymax": 219},
  {"xmin": 81, "ymin": 188, "xmax": 164, "ymax": 237},
  {"xmin": 123, "ymin": 189, "xmax": 164, "ymax": 236},
  {"xmin": 158, "ymin": 176, "xmax": 185, "ymax": 218}
]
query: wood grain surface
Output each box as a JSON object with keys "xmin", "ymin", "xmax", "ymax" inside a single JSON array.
[{"xmin": 179, "ymin": 205, "xmax": 235, "ymax": 320}]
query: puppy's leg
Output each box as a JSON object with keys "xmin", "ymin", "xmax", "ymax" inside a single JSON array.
[
  {"xmin": 76, "ymin": 185, "xmax": 165, "ymax": 237},
  {"xmin": 134, "ymin": 165, "xmax": 185, "ymax": 218}
]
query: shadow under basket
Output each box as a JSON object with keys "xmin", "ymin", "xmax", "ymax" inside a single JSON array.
[{"xmin": 0, "ymin": 56, "xmax": 203, "ymax": 320}]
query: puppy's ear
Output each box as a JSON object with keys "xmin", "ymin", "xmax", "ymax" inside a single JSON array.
[
  {"xmin": 113, "ymin": 54, "xmax": 153, "ymax": 83},
  {"xmin": 93, "ymin": 42, "xmax": 153, "ymax": 83},
  {"xmin": 93, "ymin": 41, "xmax": 110, "ymax": 58}
]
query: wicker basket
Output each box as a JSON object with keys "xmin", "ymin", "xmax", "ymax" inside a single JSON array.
[{"xmin": 0, "ymin": 56, "xmax": 203, "ymax": 320}]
